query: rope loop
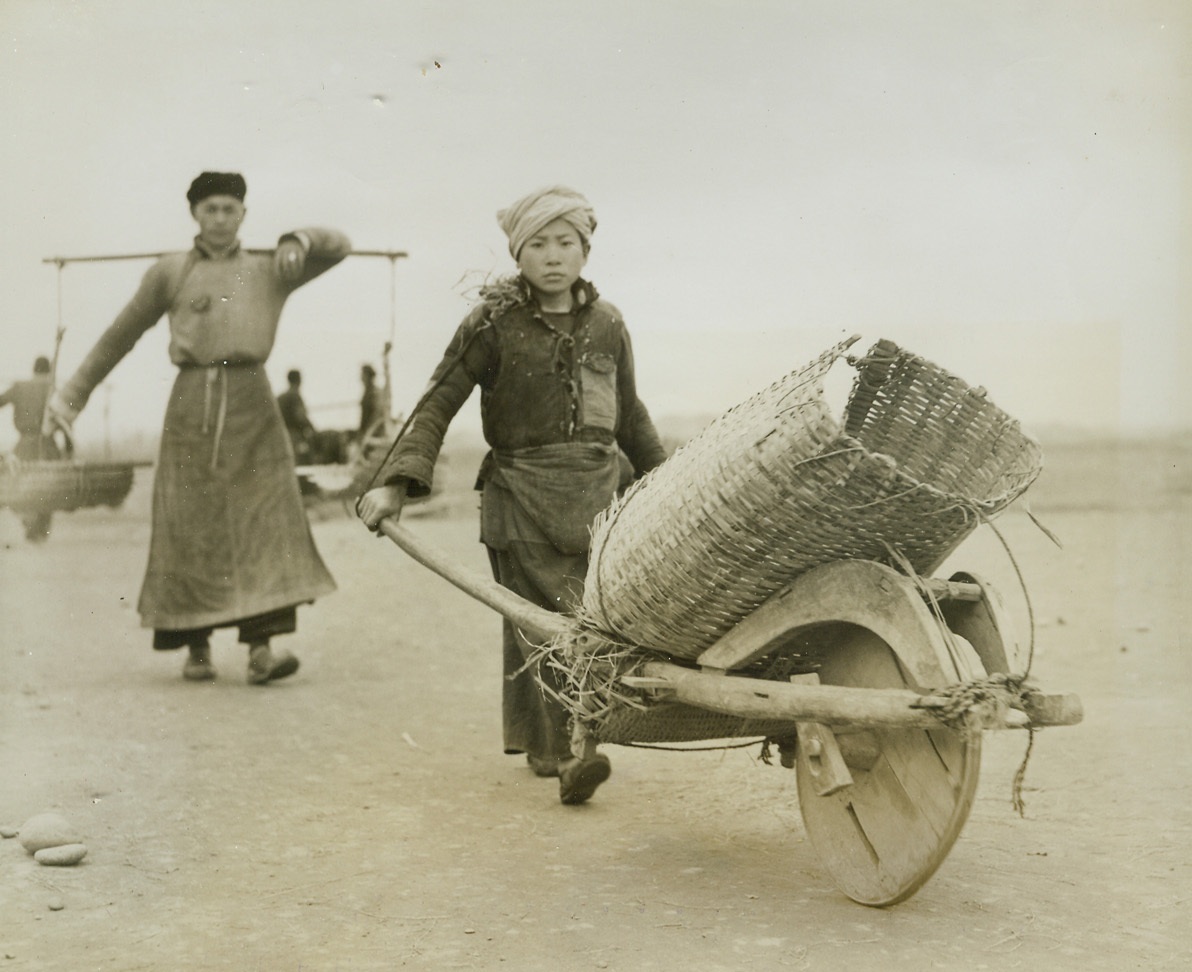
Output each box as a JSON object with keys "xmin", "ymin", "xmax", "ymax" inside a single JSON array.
[{"xmin": 913, "ymin": 672, "xmax": 1033, "ymax": 732}]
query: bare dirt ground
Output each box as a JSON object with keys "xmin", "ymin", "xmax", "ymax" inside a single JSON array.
[{"xmin": 1, "ymin": 438, "xmax": 1189, "ymax": 971}]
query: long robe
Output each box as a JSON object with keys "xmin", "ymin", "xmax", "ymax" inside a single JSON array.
[{"xmin": 58, "ymin": 229, "xmax": 349, "ymax": 632}]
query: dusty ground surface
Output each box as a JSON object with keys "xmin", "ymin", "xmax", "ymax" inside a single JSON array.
[{"xmin": 1, "ymin": 438, "xmax": 1189, "ymax": 971}]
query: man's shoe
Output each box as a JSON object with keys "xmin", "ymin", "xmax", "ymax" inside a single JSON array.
[
  {"xmin": 526, "ymin": 754, "xmax": 564, "ymax": 778},
  {"xmin": 183, "ymin": 643, "xmax": 216, "ymax": 681},
  {"xmin": 559, "ymin": 754, "xmax": 611, "ymax": 805},
  {"xmin": 247, "ymin": 644, "xmax": 300, "ymax": 685}
]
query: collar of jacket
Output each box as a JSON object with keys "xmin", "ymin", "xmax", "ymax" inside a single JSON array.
[
  {"xmin": 480, "ymin": 274, "xmax": 603, "ymax": 322},
  {"xmin": 511, "ymin": 276, "xmax": 601, "ymax": 316},
  {"xmin": 192, "ymin": 235, "xmax": 242, "ymax": 259},
  {"xmin": 567, "ymin": 277, "xmax": 600, "ymax": 308}
]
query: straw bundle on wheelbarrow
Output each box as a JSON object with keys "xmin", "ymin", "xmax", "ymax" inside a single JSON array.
[{"xmin": 540, "ymin": 336, "xmax": 1043, "ymax": 745}]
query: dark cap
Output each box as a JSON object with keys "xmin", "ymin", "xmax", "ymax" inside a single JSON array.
[{"xmin": 187, "ymin": 171, "xmax": 247, "ymax": 206}]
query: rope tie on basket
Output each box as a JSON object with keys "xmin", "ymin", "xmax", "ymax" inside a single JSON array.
[
  {"xmin": 846, "ymin": 345, "xmax": 900, "ymax": 379},
  {"xmin": 885, "ymin": 519, "xmax": 1044, "ymax": 817},
  {"xmin": 585, "ymin": 475, "xmax": 648, "ymax": 631},
  {"xmin": 979, "ymin": 512, "xmax": 1047, "ymax": 817},
  {"xmin": 844, "ymin": 344, "xmax": 901, "ymax": 423},
  {"xmin": 974, "ymin": 514, "xmax": 1038, "ymax": 679}
]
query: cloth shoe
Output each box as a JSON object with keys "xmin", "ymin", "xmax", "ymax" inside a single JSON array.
[
  {"xmin": 558, "ymin": 753, "xmax": 611, "ymax": 805},
  {"xmin": 247, "ymin": 643, "xmax": 300, "ymax": 685},
  {"xmin": 183, "ymin": 643, "xmax": 216, "ymax": 681}
]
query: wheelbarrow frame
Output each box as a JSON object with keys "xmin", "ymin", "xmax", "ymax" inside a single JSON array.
[{"xmin": 377, "ymin": 519, "xmax": 1081, "ymax": 906}]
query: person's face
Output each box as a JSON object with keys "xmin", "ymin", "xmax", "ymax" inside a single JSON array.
[
  {"xmin": 191, "ymin": 195, "xmax": 246, "ymax": 249},
  {"xmin": 516, "ymin": 218, "xmax": 588, "ymax": 305}
]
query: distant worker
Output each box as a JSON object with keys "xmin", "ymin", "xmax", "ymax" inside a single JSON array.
[
  {"xmin": 44, "ymin": 170, "xmax": 350, "ymax": 684},
  {"xmin": 278, "ymin": 368, "xmax": 317, "ymax": 464},
  {"xmin": 1, "ymin": 355, "xmax": 61, "ymax": 541},
  {"xmin": 358, "ymin": 363, "xmax": 386, "ymax": 443}
]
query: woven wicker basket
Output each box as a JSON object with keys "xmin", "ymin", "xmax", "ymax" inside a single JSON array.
[
  {"xmin": 0, "ymin": 460, "xmax": 137, "ymax": 513},
  {"xmin": 581, "ymin": 337, "xmax": 1042, "ymax": 662}
]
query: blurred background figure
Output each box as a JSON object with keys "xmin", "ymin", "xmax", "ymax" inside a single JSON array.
[
  {"xmin": 357, "ymin": 363, "xmax": 385, "ymax": 445},
  {"xmin": 277, "ymin": 368, "xmax": 317, "ymax": 464},
  {"xmin": 0, "ymin": 354, "xmax": 61, "ymax": 541}
]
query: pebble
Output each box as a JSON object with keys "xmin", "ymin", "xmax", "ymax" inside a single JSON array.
[
  {"xmin": 35, "ymin": 843, "xmax": 88, "ymax": 867},
  {"xmin": 18, "ymin": 813, "xmax": 80, "ymax": 854},
  {"xmin": 47, "ymin": 898, "xmax": 65, "ymax": 912},
  {"xmin": 0, "ymin": 826, "xmax": 18, "ymax": 839}
]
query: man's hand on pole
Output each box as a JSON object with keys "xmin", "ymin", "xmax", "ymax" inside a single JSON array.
[
  {"xmin": 274, "ymin": 238, "xmax": 307, "ymax": 282},
  {"xmin": 41, "ymin": 390, "xmax": 77, "ymax": 437}
]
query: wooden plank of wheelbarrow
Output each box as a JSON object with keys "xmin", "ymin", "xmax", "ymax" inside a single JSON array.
[
  {"xmin": 636, "ymin": 662, "xmax": 949, "ymax": 728},
  {"xmin": 938, "ymin": 570, "xmax": 1026, "ymax": 674},
  {"xmin": 633, "ymin": 662, "xmax": 1080, "ymax": 729},
  {"xmin": 695, "ymin": 559, "xmax": 965, "ymax": 688}
]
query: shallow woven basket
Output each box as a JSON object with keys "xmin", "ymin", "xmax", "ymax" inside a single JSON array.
[
  {"xmin": 0, "ymin": 460, "xmax": 136, "ymax": 513},
  {"xmin": 581, "ymin": 337, "xmax": 1042, "ymax": 662}
]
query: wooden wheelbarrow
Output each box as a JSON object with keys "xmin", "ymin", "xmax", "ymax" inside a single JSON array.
[{"xmin": 379, "ymin": 519, "xmax": 1082, "ymax": 907}]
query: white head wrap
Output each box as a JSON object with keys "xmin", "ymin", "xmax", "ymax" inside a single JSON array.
[{"xmin": 497, "ymin": 185, "xmax": 597, "ymax": 259}]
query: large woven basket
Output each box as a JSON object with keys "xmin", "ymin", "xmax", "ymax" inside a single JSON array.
[{"xmin": 581, "ymin": 337, "xmax": 1042, "ymax": 662}]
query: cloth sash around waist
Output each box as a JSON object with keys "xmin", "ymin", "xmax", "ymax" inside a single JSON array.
[
  {"xmin": 488, "ymin": 442, "xmax": 620, "ymax": 555},
  {"xmin": 171, "ymin": 362, "xmax": 267, "ymax": 470}
]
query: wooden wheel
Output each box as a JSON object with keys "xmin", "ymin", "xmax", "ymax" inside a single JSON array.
[{"xmin": 795, "ymin": 625, "xmax": 981, "ymax": 906}]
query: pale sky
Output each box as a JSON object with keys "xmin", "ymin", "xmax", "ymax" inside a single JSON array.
[{"xmin": 2, "ymin": 0, "xmax": 1188, "ymax": 449}]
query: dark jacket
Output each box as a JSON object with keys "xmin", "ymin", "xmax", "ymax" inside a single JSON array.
[
  {"xmin": 379, "ymin": 277, "xmax": 667, "ymax": 496},
  {"xmin": 277, "ymin": 387, "xmax": 315, "ymax": 439},
  {"xmin": 1, "ymin": 376, "xmax": 53, "ymax": 438}
]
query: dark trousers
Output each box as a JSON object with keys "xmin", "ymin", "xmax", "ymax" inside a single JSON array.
[
  {"xmin": 14, "ymin": 433, "xmax": 59, "ymax": 542},
  {"xmin": 152, "ymin": 605, "xmax": 298, "ymax": 651},
  {"xmin": 487, "ymin": 541, "xmax": 588, "ymax": 763}
]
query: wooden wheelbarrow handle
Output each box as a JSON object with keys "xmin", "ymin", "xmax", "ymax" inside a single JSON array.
[{"xmin": 378, "ymin": 518, "xmax": 568, "ymax": 641}]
